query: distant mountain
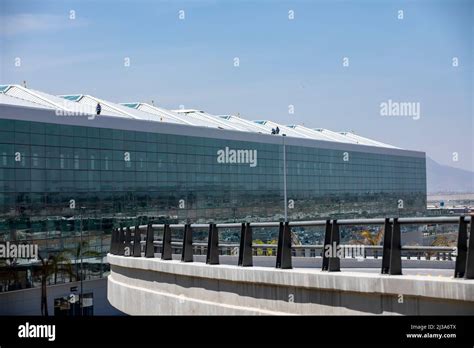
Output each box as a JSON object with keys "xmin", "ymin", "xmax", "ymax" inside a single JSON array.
[{"xmin": 426, "ymin": 157, "xmax": 474, "ymax": 194}]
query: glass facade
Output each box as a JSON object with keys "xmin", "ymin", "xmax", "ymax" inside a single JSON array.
[
  {"xmin": 0, "ymin": 117, "xmax": 426, "ymax": 291},
  {"xmin": 0, "ymin": 118, "xmax": 426, "ymax": 223}
]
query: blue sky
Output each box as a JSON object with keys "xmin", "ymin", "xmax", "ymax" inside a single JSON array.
[{"xmin": 1, "ymin": 0, "xmax": 472, "ymax": 171}]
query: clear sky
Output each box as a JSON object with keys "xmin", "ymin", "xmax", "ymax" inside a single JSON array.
[{"xmin": 1, "ymin": 0, "xmax": 472, "ymax": 171}]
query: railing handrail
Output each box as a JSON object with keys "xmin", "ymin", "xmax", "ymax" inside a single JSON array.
[
  {"xmin": 139, "ymin": 240, "xmax": 457, "ymax": 252},
  {"xmin": 125, "ymin": 215, "xmax": 472, "ymax": 231},
  {"xmin": 110, "ymin": 215, "xmax": 473, "ymax": 279}
]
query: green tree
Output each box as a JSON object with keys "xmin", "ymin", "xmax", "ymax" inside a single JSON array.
[
  {"xmin": 253, "ymin": 239, "xmax": 264, "ymax": 256},
  {"xmin": 0, "ymin": 258, "xmax": 19, "ymax": 291},
  {"xmin": 37, "ymin": 251, "xmax": 75, "ymax": 316},
  {"xmin": 253, "ymin": 239, "xmax": 278, "ymax": 256},
  {"xmin": 67, "ymin": 240, "xmax": 101, "ymax": 281},
  {"xmin": 266, "ymin": 239, "xmax": 278, "ymax": 256}
]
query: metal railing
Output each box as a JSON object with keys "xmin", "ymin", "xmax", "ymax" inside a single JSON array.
[
  {"xmin": 108, "ymin": 216, "xmax": 473, "ymax": 279},
  {"xmin": 130, "ymin": 241, "xmax": 456, "ymax": 260}
]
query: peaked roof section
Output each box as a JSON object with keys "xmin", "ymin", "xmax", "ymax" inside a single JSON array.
[
  {"xmin": 121, "ymin": 103, "xmax": 194, "ymax": 125},
  {"xmin": 218, "ymin": 115, "xmax": 270, "ymax": 133},
  {"xmin": 0, "ymin": 84, "xmax": 400, "ymax": 149},
  {"xmin": 172, "ymin": 109, "xmax": 247, "ymax": 131},
  {"xmin": 253, "ymin": 120, "xmax": 313, "ymax": 138},
  {"xmin": 339, "ymin": 131, "xmax": 398, "ymax": 148},
  {"xmin": 286, "ymin": 125, "xmax": 348, "ymax": 142},
  {"xmin": 0, "ymin": 85, "xmax": 77, "ymax": 111},
  {"xmin": 313, "ymin": 128, "xmax": 366, "ymax": 144},
  {"xmin": 0, "ymin": 92, "xmax": 56, "ymax": 109},
  {"xmin": 58, "ymin": 94, "xmax": 162, "ymax": 120}
]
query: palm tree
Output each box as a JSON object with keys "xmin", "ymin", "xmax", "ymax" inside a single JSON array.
[
  {"xmin": 0, "ymin": 258, "xmax": 19, "ymax": 291},
  {"xmin": 51, "ymin": 252, "xmax": 75, "ymax": 284},
  {"xmin": 67, "ymin": 240, "xmax": 101, "ymax": 281},
  {"xmin": 353, "ymin": 228, "xmax": 384, "ymax": 246},
  {"xmin": 37, "ymin": 251, "xmax": 74, "ymax": 316},
  {"xmin": 38, "ymin": 254, "xmax": 53, "ymax": 316}
]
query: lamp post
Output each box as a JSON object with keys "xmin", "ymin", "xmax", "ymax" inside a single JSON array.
[
  {"xmin": 282, "ymin": 135, "xmax": 288, "ymax": 222},
  {"xmin": 79, "ymin": 206, "xmax": 85, "ymax": 316}
]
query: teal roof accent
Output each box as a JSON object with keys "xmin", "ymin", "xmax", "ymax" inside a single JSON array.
[
  {"xmin": 0, "ymin": 85, "xmax": 11, "ymax": 93},
  {"xmin": 122, "ymin": 103, "xmax": 140, "ymax": 109},
  {"xmin": 60, "ymin": 94, "xmax": 82, "ymax": 101}
]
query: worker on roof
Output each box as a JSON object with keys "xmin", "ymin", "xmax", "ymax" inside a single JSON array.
[{"xmin": 96, "ymin": 103, "xmax": 101, "ymax": 115}]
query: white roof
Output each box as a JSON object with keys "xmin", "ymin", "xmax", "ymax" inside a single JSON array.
[
  {"xmin": 0, "ymin": 92, "xmax": 55, "ymax": 109},
  {"xmin": 312, "ymin": 128, "xmax": 360, "ymax": 144},
  {"xmin": 286, "ymin": 125, "xmax": 349, "ymax": 142},
  {"xmin": 172, "ymin": 109, "xmax": 247, "ymax": 131},
  {"xmin": 0, "ymin": 84, "xmax": 399, "ymax": 149},
  {"xmin": 339, "ymin": 131, "xmax": 398, "ymax": 149},
  {"xmin": 218, "ymin": 115, "xmax": 270, "ymax": 133},
  {"xmin": 122, "ymin": 103, "xmax": 195, "ymax": 125},
  {"xmin": 58, "ymin": 94, "xmax": 164, "ymax": 120},
  {"xmin": 253, "ymin": 120, "xmax": 313, "ymax": 138},
  {"xmin": 0, "ymin": 85, "xmax": 78, "ymax": 111}
]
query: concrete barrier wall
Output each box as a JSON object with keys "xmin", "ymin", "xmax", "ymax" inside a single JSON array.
[{"xmin": 107, "ymin": 254, "xmax": 474, "ymax": 315}]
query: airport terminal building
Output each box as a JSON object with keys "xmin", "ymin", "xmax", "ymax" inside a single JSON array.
[
  {"xmin": 0, "ymin": 84, "xmax": 426, "ymax": 291},
  {"xmin": 0, "ymin": 84, "xmax": 427, "ymax": 226}
]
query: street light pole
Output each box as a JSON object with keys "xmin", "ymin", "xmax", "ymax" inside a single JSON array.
[
  {"xmin": 282, "ymin": 135, "xmax": 288, "ymax": 222},
  {"xmin": 79, "ymin": 206, "xmax": 85, "ymax": 316}
]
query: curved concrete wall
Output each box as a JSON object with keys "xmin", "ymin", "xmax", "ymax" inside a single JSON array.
[{"xmin": 107, "ymin": 254, "xmax": 474, "ymax": 315}]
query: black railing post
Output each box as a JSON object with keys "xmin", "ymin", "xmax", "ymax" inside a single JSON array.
[
  {"xmin": 328, "ymin": 219, "xmax": 340, "ymax": 272},
  {"xmin": 276, "ymin": 222, "xmax": 283, "ymax": 267},
  {"xmin": 145, "ymin": 223, "xmax": 155, "ymax": 258},
  {"xmin": 381, "ymin": 218, "xmax": 392, "ymax": 274},
  {"xmin": 117, "ymin": 227, "xmax": 126, "ymax": 256},
  {"xmin": 238, "ymin": 223, "xmax": 245, "ymax": 265},
  {"xmin": 322, "ymin": 220, "xmax": 331, "ymax": 271},
  {"xmin": 276, "ymin": 221, "xmax": 292, "ymax": 269},
  {"xmin": 466, "ymin": 218, "xmax": 474, "ymax": 279},
  {"xmin": 455, "ymin": 216, "xmax": 468, "ymax": 278},
  {"xmin": 132, "ymin": 225, "xmax": 142, "ymax": 257},
  {"xmin": 110, "ymin": 228, "xmax": 118, "ymax": 255},
  {"xmin": 161, "ymin": 224, "xmax": 172, "ymax": 260},
  {"xmin": 206, "ymin": 223, "xmax": 219, "ymax": 264},
  {"xmin": 388, "ymin": 218, "xmax": 402, "ymax": 275},
  {"xmin": 238, "ymin": 222, "xmax": 253, "ymax": 267},
  {"xmin": 181, "ymin": 224, "xmax": 193, "ymax": 262},
  {"xmin": 125, "ymin": 227, "xmax": 132, "ymax": 257},
  {"xmin": 455, "ymin": 216, "xmax": 468, "ymax": 277}
]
